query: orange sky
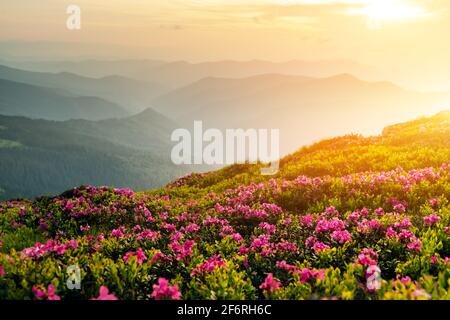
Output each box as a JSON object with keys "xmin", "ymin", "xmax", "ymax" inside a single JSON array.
[{"xmin": 1, "ymin": 0, "xmax": 450, "ymax": 90}]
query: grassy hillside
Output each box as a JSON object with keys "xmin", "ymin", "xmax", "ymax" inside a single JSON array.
[
  {"xmin": 167, "ymin": 110, "xmax": 450, "ymax": 194},
  {"xmin": 0, "ymin": 111, "xmax": 449, "ymax": 300}
]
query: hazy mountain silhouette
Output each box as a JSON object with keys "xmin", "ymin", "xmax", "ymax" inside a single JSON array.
[
  {"xmin": 0, "ymin": 64, "xmax": 167, "ymax": 113},
  {"xmin": 152, "ymin": 73, "xmax": 450, "ymax": 154},
  {"xmin": 145, "ymin": 60, "xmax": 381, "ymax": 88},
  {"xmin": 4, "ymin": 59, "xmax": 382, "ymax": 89},
  {"xmin": 7, "ymin": 59, "xmax": 166, "ymax": 79},
  {"xmin": 0, "ymin": 78, "xmax": 129, "ymax": 121}
]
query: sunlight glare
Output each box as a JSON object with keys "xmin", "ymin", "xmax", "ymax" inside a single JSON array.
[{"xmin": 361, "ymin": 0, "xmax": 424, "ymax": 21}]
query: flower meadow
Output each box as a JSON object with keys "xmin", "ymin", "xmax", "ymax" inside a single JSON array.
[{"xmin": 0, "ymin": 112, "xmax": 449, "ymax": 300}]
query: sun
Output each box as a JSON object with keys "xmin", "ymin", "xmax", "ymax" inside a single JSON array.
[{"xmin": 361, "ymin": 0, "xmax": 425, "ymax": 22}]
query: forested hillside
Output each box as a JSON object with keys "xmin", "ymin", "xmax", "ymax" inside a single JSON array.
[{"xmin": 0, "ymin": 113, "xmax": 186, "ymax": 200}]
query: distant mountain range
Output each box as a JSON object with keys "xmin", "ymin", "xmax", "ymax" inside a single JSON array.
[
  {"xmin": 2, "ymin": 60, "xmax": 450, "ymax": 163},
  {"xmin": 152, "ymin": 73, "xmax": 450, "ymax": 154},
  {"xmin": 5, "ymin": 59, "xmax": 382, "ymax": 89},
  {"xmin": 0, "ymin": 64, "xmax": 167, "ymax": 113}
]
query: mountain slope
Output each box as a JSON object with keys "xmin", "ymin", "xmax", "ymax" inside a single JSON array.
[
  {"xmin": 0, "ymin": 78, "xmax": 129, "ymax": 121},
  {"xmin": 167, "ymin": 110, "xmax": 450, "ymax": 192},
  {"xmin": 62, "ymin": 107, "xmax": 180, "ymax": 152}
]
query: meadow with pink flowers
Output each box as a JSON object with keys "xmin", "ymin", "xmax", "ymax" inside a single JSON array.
[{"xmin": 0, "ymin": 111, "xmax": 449, "ymax": 300}]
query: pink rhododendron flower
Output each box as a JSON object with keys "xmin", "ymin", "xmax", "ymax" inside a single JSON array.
[
  {"xmin": 111, "ymin": 226, "xmax": 126, "ymax": 238},
  {"xmin": 393, "ymin": 203, "xmax": 406, "ymax": 213},
  {"xmin": 398, "ymin": 229, "xmax": 415, "ymax": 241},
  {"xmin": 396, "ymin": 275, "xmax": 412, "ymax": 284},
  {"xmin": 358, "ymin": 248, "xmax": 379, "ymax": 266},
  {"xmin": 219, "ymin": 225, "xmax": 235, "ymax": 238},
  {"xmin": 407, "ymin": 240, "xmax": 422, "ymax": 252},
  {"xmin": 32, "ymin": 286, "xmax": 46, "ymax": 300},
  {"xmin": 170, "ymin": 231, "xmax": 183, "ymax": 242},
  {"xmin": 429, "ymin": 198, "xmax": 440, "ymax": 207},
  {"xmin": 46, "ymin": 285, "xmax": 61, "ymax": 300},
  {"xmin": 385, "ymin": 227, "xmax": 397, "ymax": 239},
  {"xmin": 276, "ymin": 260, "xmax": 299, "ymax": 273},
  {"xmin": 183, "ymin": 223, "xmax": 200, "ymax": 233},
  {"xmin": 301, "ymin": 215, "xmax": 314, "ymax": 227},
  {"xmin": 348, "ymin": 211, "xmax": 361, "ymax": 222},
  {"xmin": 163, "ymin": 223, "xmax": 177, "ymax": 232},
  {"xmin": 258, "ymin": 222, "xmax": 277, "ymax": 234},
  {"xmin": 91, "ymin": 286, "xmax": 118, "ymax": 300},
  {"xmin": 191, "ymin": 255, "xmax": 226, "ymax": 276},
  {"xmin": 136, "ymin": 229, "xmax": 160, "ymax": 242},
  {"xmin": 331, "ymin": 230, "xmax": 352, "ymax": 244},
  {"xmin": 151, "ymin": 278, "xmax": 181, "ymax": 300},
  {"xmin": 259, "ymin": 273, "xmax": 281, "ymax": 293},
  {"xmin": 423, "ymin": 212, "xmax": 441, "ymax": 226},
  {"xmin": 315, "ymin": 217, "xmax": 346, "ymax": 234},
  {"xmin": 21, "ymin": 239, "xmax": 78, "ymax": 259},
  {"xmin": 170, "ymin": 239, "xmax": 195, "ymax": 261},
  {"xmin": 150, "ymin": 251, "xmax": 170, "ymax": 263},
  {"xmin": 394, "ymin": 217, "xmax": 413, "ymax": 229},
  {"xmin": 325, "ymin": 206, "xmax": 339, "ymax": 216},
  {"xmin": 312, "ymin": 241, "xmax": 330, "ymax": 253},
  {"xmin": 431, "ymin": 255, "xmax": 438, "ymax": 264},
  {"xmin": 123, "ymin": 248, "xmax": 147, "ymax": 264},
  {"xmin": 32, "ymin": 285, "xmax": 60, "ymax": 300},
  {"xmin": 276, "ymin": 241, "xmax": 298, "ymax": 253},
  {"xmin": 251, "ymin": 234, "xmax": 271, "ymax": 249},
  {"xmin": 232, "ymin": 233, "xmax": 244, "ymax": 242},
  {"xmin": 238, "ymin": 245, "xmax": 250, "ymax": 255},
  {"xmin": 358, "ymin": 219, "xmax": 382, "ymax": 234},
  {"xmin": 299, "ymin": 268, "xmax": 326, "ymax": 283}
]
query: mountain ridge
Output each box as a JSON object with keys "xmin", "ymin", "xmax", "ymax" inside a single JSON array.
[
  {"xmin": 0, "ymin": 64, "xmax": 167, "ymax": 113},
  {"xmin": 0, "ymin": 78, "xmax": 129, "ymax": 121}
]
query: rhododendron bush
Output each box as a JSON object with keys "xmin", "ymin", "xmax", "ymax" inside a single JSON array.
[{"xmin": 0, "ymin": 113, "xmax": 449, "ymax": 300}]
